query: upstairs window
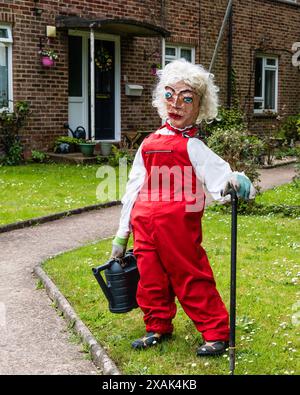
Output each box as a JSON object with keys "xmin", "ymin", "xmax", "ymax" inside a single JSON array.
[
  {"xmin": 164, "ymin": 44, "xmax": 195, "ymax": 66},
  {"xmin": 254, "ymin": 56, "xmax": 278, "ymax": 113},
  {"xmin": 0, "ymin": 25, "xmax": 13, "ymax": 110}
]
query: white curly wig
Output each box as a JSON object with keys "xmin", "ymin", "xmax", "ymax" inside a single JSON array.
[{"xmin": 152, "ymin": 58, "xmax": 219, "ymax": 124}]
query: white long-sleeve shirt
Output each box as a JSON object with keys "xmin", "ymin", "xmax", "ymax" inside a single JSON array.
[{"xmin": 116, "ymin": 126, "xmax": 234, "ymax": 238}]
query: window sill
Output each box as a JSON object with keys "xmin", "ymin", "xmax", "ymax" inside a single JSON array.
[
  {"xmin": 264, "ymin": 0, "xmax": 300, "ymax": 8},
  {"xmin": 253, "ymin": 112, "xmax": 278, "ymax": 119}
]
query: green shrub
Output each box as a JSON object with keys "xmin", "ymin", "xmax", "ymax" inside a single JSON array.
[
  {"xmin": 53, "ymin": 136, "xmax": 83, "ymax": 153},
  {"xmin": 277, "ymin": 114, "xmax": 300, "ymax": 145},
  {"xmin": 0, "ymin": 137, "xmax": 23, "ymax": 165},
  {"xmin": 31, "ymin": 150, "xmax": 49, "ymax": 163},
  {"xmin": 203, "ymin": 106, "xmax": 246, "ymax": 136},
  {"xmin": 0, "ymin": 100, "xmax": 30, "ymax": 165},
  {"xmin": 108, "ymin": 144, "xmax": 134, "ymax": 167},
  {"xmin": 207, "ymin": 126, "xmax": 265, "ymax": 186},
  {"xmin": 274, "ymin": 146, "xmax": 300, "ymax": 159}
]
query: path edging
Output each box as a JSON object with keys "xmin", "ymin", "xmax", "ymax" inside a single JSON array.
[
  {"xmin": 261, "ymin": 158, "xmax": 297, "ymax": 169},
  {"xmin": 34, "ymin": 263, "xmax": 121, "ymax": 375}
]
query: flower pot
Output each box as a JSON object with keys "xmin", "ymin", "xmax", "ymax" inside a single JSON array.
[
  {"xmin": 79, "ymin": 143, "xmax": 96, "ymax": 157},
  {"xmin": 101, "ymin": 142, "xmax": 112, "ymax": 156},
  {"xmin": 41, "ymin": 56, "xmax": 55, "ymax": 68}
]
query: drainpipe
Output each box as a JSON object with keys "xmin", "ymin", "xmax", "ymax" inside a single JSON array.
[
  {"xmin": 227, "ymin": 6, "xmax": 233, "ymax": 108},
  {"xmin": 209, "ymin": 0, "xmax": 233, "ymax": 74},
  {"xmin": 90, "ymin": 24, "xmax": 95, "ymax": 141}
]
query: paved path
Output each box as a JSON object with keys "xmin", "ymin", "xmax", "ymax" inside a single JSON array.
[{"xmin": 0, "ymin": 164, "xmax": 296, "ymax": 374}]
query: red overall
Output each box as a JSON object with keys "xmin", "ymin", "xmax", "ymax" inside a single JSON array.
[{"xmin": 130, "ymin": 129, "xmax": 229, "ymax": 342}]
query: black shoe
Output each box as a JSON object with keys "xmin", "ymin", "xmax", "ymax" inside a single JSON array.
[
  {"xmin": 131, "ymin": 332, "xmax": 172, "ymax": 350},
  {"xmin": 196, "ymin": 340, "xmax": 229, "ymax": 357}
]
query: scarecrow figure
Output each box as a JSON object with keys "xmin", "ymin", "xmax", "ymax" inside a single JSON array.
[{"xmin": 111, "ymin": 59, "xmax": 255, "ymax": 356}]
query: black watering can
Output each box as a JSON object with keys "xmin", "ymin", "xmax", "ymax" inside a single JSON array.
[
  {"xmin": 63, "ymin": 123, "xmax": 86, "ymax": 140},
  {"xmin": 92, "ymin": 250, "xmax": 140, "ymax": 313}
]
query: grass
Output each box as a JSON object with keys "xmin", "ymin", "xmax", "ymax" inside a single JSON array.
[
  {"xmin": 0, "ymin": 163, "xmax": 124, "ymax": 225},
  {"xmin": 43, "ymin": 210, "xmax": 300, "ymax": 375},
  {"xmin": 1, "ymin": 161, "xmax": 298, "ymax": 226},
  {"xmin": 255, "ymin": 180, "xmax": 300, "ymax": 207}
]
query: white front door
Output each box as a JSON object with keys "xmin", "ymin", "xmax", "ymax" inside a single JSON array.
[{"xmin": 68, "ymin": 30, "xmax": 121, "ymax": 141}]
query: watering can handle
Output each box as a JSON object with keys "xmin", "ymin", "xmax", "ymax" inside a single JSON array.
[{"xmin": 92, "ymin": 260, "xmax": 113, "ymax": 302}]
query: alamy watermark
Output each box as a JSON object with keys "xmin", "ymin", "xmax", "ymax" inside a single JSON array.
[
  {"xmin": 292, "ymin": 301, "xmax": 300, "ymax": 327},
  {"xmin": 0, "ymin": 302, "xmax": 6, "ymax": 330},
  {"xmin": 96, "ymin": 158, "xmax": 205, "ymax": 212},
  {"xmin": 292, "ymin": 42, "xmax": 300, "ymax": 68}
]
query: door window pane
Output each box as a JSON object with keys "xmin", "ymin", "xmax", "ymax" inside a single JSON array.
[{"xmin": 68, "ymin": 36, "xmax": 82, "ymax": 97}]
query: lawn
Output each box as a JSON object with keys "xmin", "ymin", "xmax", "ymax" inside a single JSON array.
[
  {"xmin": 0, "ymin": 163, "xmax": 124, "ymax": 225},
  {"xmin": 43, "ymin": 189, "xmax": 300, "ymax": 375},
  {"xmin": 255, "ymin": 181, "xmax": 300, "ymax": 207}
]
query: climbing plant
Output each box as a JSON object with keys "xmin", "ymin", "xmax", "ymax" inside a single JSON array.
[{"xmin": 0, "ymin": 100, "xmax": 30, "ymax": 165}]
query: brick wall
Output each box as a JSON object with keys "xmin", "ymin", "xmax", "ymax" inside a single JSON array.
[
  {"xmin": 0, "ymin": 0, "xmax": 170, "ymax": 153},
  {"xmin": 199, "ymin": 0, "xmax": 300, "ymax": 135},
  {"xmin": 233, "ymin": 0, "xmax": 300, "ymax": 135},
  {"xmin": 198, "ymin": 0, "xmax": 230, "ymax": 108},
  {"xmin": 0, "ymin": 0, "xmax": 299, "ymax": 153}
]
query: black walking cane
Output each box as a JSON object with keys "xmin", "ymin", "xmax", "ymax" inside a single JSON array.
[{"xmin": 228, "ymin": 189, "xmax": 238, "ymax": 375}]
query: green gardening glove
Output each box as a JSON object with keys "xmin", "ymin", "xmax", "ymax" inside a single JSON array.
[{"xmin": 111, "ymin": 236, "xmax": 128, "ymax": 258}]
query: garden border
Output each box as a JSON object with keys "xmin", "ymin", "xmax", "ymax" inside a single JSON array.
[
  {"xmin": 0, "ymin": 200, "xmax": 121, "ymax": 234},
  {"xmin": 34, "ymin": 261, "xmax": 121, "ymax": 375},
  {"xmin": 261, "ymin": 157, "xmax": 297, "ymax": 169}
]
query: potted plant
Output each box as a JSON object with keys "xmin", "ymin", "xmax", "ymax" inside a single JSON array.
[
  {"xmin": 53, "ymin": 136, "xmax": 83, "ymax": 153},
  {"xmin": 39, "ymin": 48, "xmax": 58, "ymax": 68},
  {"xmin": 78, "ymin": 140, "xmax": 97, "ymax": 157},
  {"xmin": 101, "ymin": 141, "xmax": 113, "ymax": 156}
]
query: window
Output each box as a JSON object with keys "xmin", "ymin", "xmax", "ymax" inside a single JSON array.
[
  {"xmin": 254, "ymin": 56, "xmax": 278, "ymax": 113},
  {"xmin": 164, "ymin": 44, "xmax": 195, "ymax": 66},
  {"xmin": 0, "ymin": 25, "xmax": 13, "ymax": 110},
  {"xmin": 68, "ymin": 36, "xmax": 82, "ymax": 97}
]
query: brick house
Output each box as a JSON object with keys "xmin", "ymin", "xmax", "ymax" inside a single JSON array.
[{"xmin": 0, "ymin": 0, "xmax": 299, "ymax": 155}]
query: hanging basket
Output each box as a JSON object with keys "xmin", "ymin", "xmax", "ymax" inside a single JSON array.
[{"xmin": 41, "ymin": 56, "xmax": 55, "ymax": 68}]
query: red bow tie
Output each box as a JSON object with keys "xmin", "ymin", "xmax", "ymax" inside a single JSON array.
[{"xmin": 164, "ymin": 121, "xmax": 198, "ymax": 137}]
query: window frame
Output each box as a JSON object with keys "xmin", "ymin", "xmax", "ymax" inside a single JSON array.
[
  {"xmin": 0, "ymin": 24, "xmax": 13, "ymax": 112},
  {"xmin": 254, "ymin": 55, "xmax": 278, "ymax": 114},
  {"xmin": 162, "ymin": 41, "xmax": 195, "ymax": 66}
]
